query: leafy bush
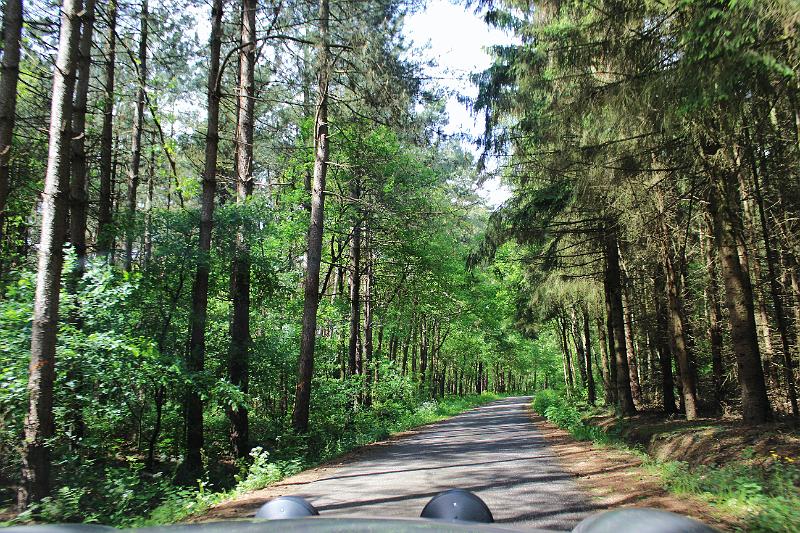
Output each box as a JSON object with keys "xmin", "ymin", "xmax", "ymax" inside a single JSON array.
[
  {"xmin": 233, "ymin": 447, "xmax": 282, "ymax": 494},
  {"xmin": 544, "ymin": 402, "xmax": 582, "ymax": 429},
  {"xmin": 533, "ymin": 392, "xmax": 609, "ymax": 443},
  {"xmin": 532, "ymin": 389, "xmax": 562, "ymax": 415}
]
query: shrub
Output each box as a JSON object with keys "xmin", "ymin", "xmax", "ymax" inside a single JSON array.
[
  {"xmin": 532, "ymin": 389, "xmax": 562, "ymax": 415},
  {"xmin": 233, "ymin": 447, "xmax": 282, "ymax": 494},
  {"xmin": 535, "ymin": 392, "xmax": 610, "ymax": 443}
]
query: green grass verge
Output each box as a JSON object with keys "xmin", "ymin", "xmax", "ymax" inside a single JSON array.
[{"xmin": 531, "ymin": 390, "xmax": 800, "ymax": 533}]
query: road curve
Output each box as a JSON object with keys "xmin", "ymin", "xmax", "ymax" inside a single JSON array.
[{"xmin": 213, "ymin": 397, "xmax": 598, "ymax": 530}]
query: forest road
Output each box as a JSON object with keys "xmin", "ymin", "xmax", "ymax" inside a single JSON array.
[{"xmin": 206, "ymin": 397, "xmax": 598, "ymax": 530}]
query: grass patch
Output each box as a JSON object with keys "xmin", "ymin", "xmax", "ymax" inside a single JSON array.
[
  {"xmin": 531, "ymin": 391, "xmax": 800, "ymax": 533},
  {"xmin": 644, "ymin": 455, "xmax": 800, "ymax": 532}
]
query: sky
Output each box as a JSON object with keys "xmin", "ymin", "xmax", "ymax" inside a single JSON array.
[{"xmin": 403, "ymin": 0, "xmax": 514, "ymax": 207}]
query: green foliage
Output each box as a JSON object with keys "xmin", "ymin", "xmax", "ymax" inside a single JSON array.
[
  {"xmin": 536, "ymin": 393, "xmax": 609, "ymax": 444},
  {"xmin": 532, "ymin": 389, "xmax": 562, "ymax": 415},
  {"xmin": 8, "ymin": 463, "xmax": 185, "ymax": 527},
  {"xmin": 232, "ymin": 447, "xmax": 284, "ymax": 494},
  {"xmin": 654, "ymin": 458, "xmax": 800, "ymax": 533}
]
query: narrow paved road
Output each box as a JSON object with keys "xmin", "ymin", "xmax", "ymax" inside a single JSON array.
[{"xmin": 214, "ymin": 397, "xmax": 598, "ymax": 530}]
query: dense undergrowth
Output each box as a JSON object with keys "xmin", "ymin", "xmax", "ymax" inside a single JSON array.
[
  {"xmin": 3, "ymin": 393, "xmax": 502, "ymax": 527},
  {"xmin": 532, "ymin": 390, "xmax": 800, "ymax": 533}
]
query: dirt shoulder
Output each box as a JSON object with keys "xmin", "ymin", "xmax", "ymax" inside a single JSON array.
[{"xmin": 527, "ymin": 409, "xmax": 741, "ymax": 532}]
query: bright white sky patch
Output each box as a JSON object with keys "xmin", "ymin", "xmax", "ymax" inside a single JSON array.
[{"xmin": 404, "ymin": 0, "xmax": 514, "ymax": 207}]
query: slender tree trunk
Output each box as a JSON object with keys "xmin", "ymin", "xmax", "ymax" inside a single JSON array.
[
  {"xmin": 348, "ymin": 186, "xmax": 361, "ymax": 376},
  {"xmin": 571, "ymin": 308, "xmax": 587, "ymax": 387},
  {"xmin": 293, "ymin": 0, "xmax": 330, "ymax": 433},
  {"xmin": 362, "ymin": 228, "xmax": 373, "ymax": 403},
  {"xmin": 621, "ymin": 287, "xmax": 643, "ymax": 407},
  {"xmin": 708, "ymin": 170, "xmax": 771, "ymax": 423},
  {"xmin": 332, "ymin": 239, "xmax": 344, "ymax": 303},
  {"xmin": 143, "ymin": 144, "xmax": 154, "ymax": 266},
  {"xmin": 96, "ymin": 0, "xmax": 117, "ymax": 256},
  {"xmin": 388, "ymin": 331, "xmax": 397, "ymax": 362},
  {"xmin": 68, "ymin": 0, "xmax": 95, "ymax": 276},
  {"xmin": 0, "ymin": 0, "xmax": 23, "ymax": 243},
  {"xmin": 703, "ymin": 214, "xmax": 726, "ymax": 409},
  {"xmin": 19, "ymin": 0, "xmax": 82, "ymax": 508},
  {"xmin": 184, "ymin": 0, "xmax": 223, "ymax": 476},
  {"xmin": 146, "ymin": 385, "xmax": 164, "ymax": 470},
  {"xmin": 228, "ymin": 0, "xmax": 257, "ymax": 455},
  {"xmin": 653, "ymin": 266, "xmax": 678, "ymax": 414},
  {"xmin": 558, "ymin": 314, "xmax": 574, "ymax": 391},
  {"xmin": 401, "ymin": 334, "xmax": 409, "ymax": 376},
  {"xmin": 663, "ymin": 241, "xmax": 699, "ymax": 419},
  {"xmin": 582, "ymin": 309, "xmax": 596, "ymax": 404},
  {"xmin": 377, "ymin": 323, "xmax": 384, "ymax": 358},
  {"xmin": 124, "ymin": 0, "xmax": 148, "ymax": 271},
  {"xmin": 787, "ymin": 254, "xmax": 800, "ymax": 378},
  {"xmin": 752, "ymin": 155, "xmax": 798, "ymax": 418},
  {"xmin": 736, "ymin": 156, "xmax": 778, "ymax": 387},
  {"xmin": 596, "ymin": 317, "xmax": 613, "ymax": 405},
  {"xmin": 61, "ymin": 0, "xmax": 95, "ymax": 440},
  {"xmin": 603, "ymin": 228, "xmax": 636, "ymax": 415}
]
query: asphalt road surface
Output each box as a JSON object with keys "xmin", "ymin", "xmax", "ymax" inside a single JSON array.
[{"xmin": 273, "ymin": 397, "xmax": 597, "ymax": 530}]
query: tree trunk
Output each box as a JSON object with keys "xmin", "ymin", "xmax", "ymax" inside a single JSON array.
[
  {"xmin": 708, "ymin": 171, "xmax": 771, "ymax": 423},
  {"xmin": 348, "ymin": 185, "xmax": 361, "ymax": 376},
  {"xmin": 0, "ymin": 0, "xmax": 23, "ymax": 243},
  {"xmin": 388, "ymin": 331, "xmax": 397, "ymax": 362},
  {"xmin": 603, "ymin": 228, "xmax": 636, "ymax": 415},
  {"xmin": 362, "ymin": 228, "xmax": 373, "ymax": 403},
  {"xmin": 228, "ymin": 0, "xmax": 257, "ymax": 455},
  {"xmin": 124, "ymin": 0, "xmax": 148, "ymax": 271},
  {"xmin": 662, "ymin": 238, "xmax": 699, "ymax": 419},
  {"xmin": 621, "ymin": 287, "xmax": 643, "ymax": 407},
  {"xmin": 787, "ymin": 255, "xmax": 800, "ymax": 383},
  {"xmin": 292, "ymin": 0, "xmax": 329, "ymax": 434},
  {"xmin": 401, "ymin": 334, "xmax": 409, "ymax": 376},
  {"xmin": 62, "ymin": 2, "xmax": 96, "ymax": 443},
  {"xmin": 736, "ymin": 155, "xmax": 778, "ymax": 388},
  {"xmin": 143, "ymin": 144, "xmax": 154, "ymax": 266},
  {"xmin": 703, "ymin": 214, "xmax": 726, "ymax": 409},
  {"xmin": 184, "ymin": 0, "xmax": 223, "ymax": 476},
  {"xmin": 558, "ymin": 314, "xmax": 574, "ymax": 391},
  {"xmin": 653, "ymin": 266, "xmax": 678, "ymax": 414},
  {"xmin": 582, "ymin": 309, "xmax": 596, "ymax": 404},
  {"xmin": 419, "ymin": 321, "xmax": 429, "ymax": 391},
  {"xmin": 96, "ymin": 0, "xmax": 117, "ymax": 256},
  {"xmin": 571, "ymin": 308, "xmax": 587, "ymax": 387},
  {"xmin": 752, "ymin": 154, "xmax": 798, "ymax": 418},
  {"xmin": 146, "ymin": 385, "xmax": 165, "ymax": 471},
  {"xmin": 68, "ymin": 0, "xmax": 95, "ymax": 277},
  {"xmin": 596, "ymin": 317, "xmax": 613, "ymax": 405},
  {"xmin": 19, "ymin": 0, "xmax": 82, "ymax": 508}
]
